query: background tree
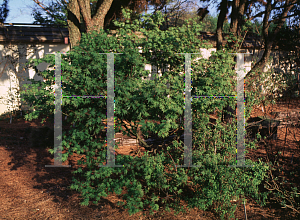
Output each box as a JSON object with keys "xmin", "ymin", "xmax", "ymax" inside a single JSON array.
[
  {"xmin": 200, "ymin": 14, "xmax": 217, "ymax": 32},
  {"xmin": 248, "ymin": 0, "xmax": 298, "ymax": 75},
  {"xmin": 0, "ymin": 0, "xmax": 9, "ymax": 23},
  {"xmin": 193, "ymin": 0, "xmax": 299, "ymax": 123},
  {"xmin": 198, "ymin": 0, "xmax": 298, "ymax": 72},
  {"xmin": 31, "ymin": 0, "xmax": 68, "ymax": 26},
  {"xmin": 289, "ymin": 1, "xmax": 300, "ymax": 27},
  {"xmin": 31, "ymin": 0, "xmax": 168, "ymax": 48},
  {"xmin": 148, "ymin": 0, "xmax": 211, "ymax": 30},
  {"xmin": 31, "ymin": 0, "xmax": 300, "ymax": 70},
  {"xmin": 196, "ymin": 13, "xmax": 231, "ymax": 33}
]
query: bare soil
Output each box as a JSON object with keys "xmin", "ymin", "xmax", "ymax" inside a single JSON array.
[{"xmin": 0, "ymin": 97, "xmax": 299, "ymax": 219}]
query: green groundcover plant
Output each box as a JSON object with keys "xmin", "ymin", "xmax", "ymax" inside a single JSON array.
[{"xmin": 21, "ymin": 9, "xmax": 270, "ymax": 219}]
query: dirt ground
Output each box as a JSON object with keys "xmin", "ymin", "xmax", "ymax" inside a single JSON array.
[{"xmin": 0, "ymin": 97, "xmax": 299, "ymax": 219}]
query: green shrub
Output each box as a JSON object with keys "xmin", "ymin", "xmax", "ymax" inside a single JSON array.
[{"xmin": 21, "ymin": 9, "xmax": 270, "ymax": 219}]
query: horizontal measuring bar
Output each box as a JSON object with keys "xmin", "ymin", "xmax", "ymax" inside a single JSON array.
[
  {"xmin": 192, "ymin": 96, "xmax": 237, "ymax": 98},
  {"xmin": 45, "ymin": 52, "xmax": 123, "ymax": 54},
  {"xmin": 63, "ymin": 95, "xmax": 107, "ymax": 98}
]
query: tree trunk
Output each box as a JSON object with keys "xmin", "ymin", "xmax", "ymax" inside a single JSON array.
[
  {"xmin": 78, "ymin": 0, "xmax": 113, "ymax": 34},
  {"xmin": 216, "ymin": 0, "xmax": 228, "ymax": 50},
  {"xmin": 67, "ymin": 0, "xmax": 114, "ymax": 49},
  {"xmin": 230, "ymin": 0, "xmax": 239, "ymax": 35},
  {"xmin": 249, "ymin": 0, "xmax": 272, "ymax": 76},
  {"xmin": 246, "ymin": 0, "xmax": 297, "ymax": 78},
  {"xmin": 216, "ymin": 0, "xmax": 235, "ymax": 123},
  {"xmin": 89, "ymin": 8, "xmax": 111, "ymax": 33},
  {"xmin": 237, "ymin": 0, "xmax": 246, "ymax": 36},
  {"xmin": 67, "ymin": 0, "xmax": 82, "ymax": 49}
]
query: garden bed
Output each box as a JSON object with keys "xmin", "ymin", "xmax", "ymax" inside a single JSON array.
[{"xmin": 0, "ymin": 97, "xmax": 299, "ymax": 219}]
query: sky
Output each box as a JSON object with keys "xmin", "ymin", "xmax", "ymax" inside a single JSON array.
[
  {"xmin": 4, "ymin": 0, "xmax": 38, "ymax": 23},
  {"xmin": 8, "ymin": 0, "xmax": 297, "ymax": 26},
  {"xmin": 6, "ymin": 0, "xmax": 219, "ymax": 24}
]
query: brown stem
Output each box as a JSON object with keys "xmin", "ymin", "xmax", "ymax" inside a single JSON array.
[
  {"xmin": 121, "ymin": 119, "xmax": 152, "ymax": 150},
  {"xmin": 166, "ymin": 151, "xmax": 178, "ymax": 173}
]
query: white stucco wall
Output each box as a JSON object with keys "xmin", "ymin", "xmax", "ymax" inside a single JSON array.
[
  {"xmin": 0, "ymin": 42, "xmax": 296, "ymax": 116},
  {"xmin": 0, "ymin": 43, "xmax": 69, "ymax": 115}
]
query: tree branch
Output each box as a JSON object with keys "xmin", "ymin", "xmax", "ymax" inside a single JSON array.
[
  {"xmin": 93, "ymin": 0, "xmax": 113, "ymax": 21},
  {"xmin": 269, "ymin": 12, "xmax": 299, "ymax": 24},
  {"xmin": 33, "ymin": 0, "xmax": 51, "ymax": 14},
  {"xmin": 56, "ymin": 0, "xmax": 63, "ymax": 6},
  {"xmin": 270, "ymin": 0, "xmax": 298, "ymax": 40},
  {"xmin": 246, "ymin": 0, "xmax": 298, "ymax": 22},
  {"xmin": 77, "ymin": 0, "xmax": 91, "ymax": 27},
  {"xmin": 90, "ymin": 0, "xmax": 113, "ymax": 31}
]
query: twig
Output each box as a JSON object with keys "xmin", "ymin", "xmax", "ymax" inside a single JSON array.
[
  {"xmin": 56, "ymin": 0, "xmax": 63, "ymax": 6},
  {"xmin": 283, "ymin": 204, "xmax": 300, "ymax": 213},
  {"xmin": 282, "ymin": 97, "xmax": 292, "ymax": 157},
  {"xmin": 166, "ymin": 150, "xmax": 178, "ymax": 173},
  {"xmin": 244, "ymin": 199, "xmax": 248, "ymax": 220},
  {"xmin": 33, "ymin": 0, "xmax": 52, "ymax": 15},
  {"xmin": 265, "ymin": 168, "xmax": 300, "ymax": 213},
  {"xmin": 121, "ymin": 119, "xmax": 151, "ymax": 157}
]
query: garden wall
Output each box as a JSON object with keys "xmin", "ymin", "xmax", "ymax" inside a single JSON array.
[{"xmin": 0, "ymin": 28, "xmax": 297, "ymax": 116}]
